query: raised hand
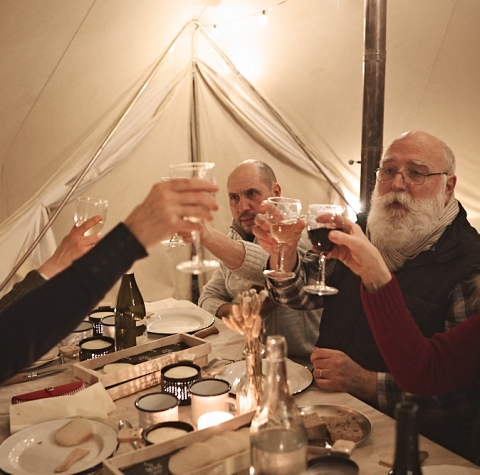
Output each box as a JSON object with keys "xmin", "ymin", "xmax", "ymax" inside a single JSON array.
[
  {"xmin": 327, "ymin": 219, "xmax": 392, "ymax": 292},
  {"xmin": 38, "ymin": 216, "xmax": 103, "ymax": 279}
]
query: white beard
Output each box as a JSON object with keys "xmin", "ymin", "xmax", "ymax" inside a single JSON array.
[{"xmin": 367, "ymin": 188, "xmax": 446, "ymax": 251}]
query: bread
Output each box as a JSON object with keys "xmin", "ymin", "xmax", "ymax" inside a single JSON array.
[
  {"xmin": 55, "ymin": 419, "xmax": 94, "ymax": 447},
  {"xmin": 325, "ymin": 415, "xmax": 364, "ymax": 442},
  {"xmin": 168, "ymin": 442, "xmax": 215, "ymax": 475},
  {"xmin": 303, "ymin": 412, "xmax": 364, "ymax": 445},
  {"xmin": 303, "ymin": 413, "xmax": 328, "ymax": 444},
  {"xmin": 167, "ymin": 428, "xmax": 250, "ymax": 474},
  {"xmin": 204, "ymin": 435, "xmax": 237, "ymax": 459},
  {"xmin": 223, "ymin": 430, "xmax": 250, "ymax": 452}
]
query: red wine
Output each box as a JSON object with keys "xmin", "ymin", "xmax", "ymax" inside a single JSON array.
[{"xmin": 308, "ymin": 225, "xmax": 340, "ymax": 253}]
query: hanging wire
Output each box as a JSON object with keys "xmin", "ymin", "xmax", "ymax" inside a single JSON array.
[{"xmin": 202, "ymin": 0, "xmax": 291, "ymax": 28}]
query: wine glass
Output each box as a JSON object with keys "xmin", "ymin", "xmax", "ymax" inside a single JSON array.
[
  {"xmin": 304, "ymin": 204, "xmax": 345, "ymax": 295},
  {"xmin": 159, "ymin": 177, "xmax": 187, "ymax": 248},
  {"xmin": 74, "ymin": 197, "xmax": 108, "ymax": 236},
  {"xmin": 169, "ymin": 162, "xmax": 220, "ymax": 274},
  {"xmin": 263, "ymin": 197, "xmax": 302, "ymax": 281}
]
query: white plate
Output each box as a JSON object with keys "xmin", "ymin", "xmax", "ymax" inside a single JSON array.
[
  {"xmin": 0, "ymin": 419, "xmax": 117, "ymax": 475},
  {"xmin": 146, "ymin": 307, "xmax": 214, "ymax": 335},
  {"xmin": 423, "ymin": 466, "xmax": 480, "ymax": 475},
  {"xmin": 217, "ymin": 359, "xmax": 313, "ymax": 395},
  {"xmin": 26, "ymin": 347, "xmax": 60, "ymax": 370}
]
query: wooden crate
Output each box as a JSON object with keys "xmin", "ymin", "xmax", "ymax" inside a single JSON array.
[
  {"xmin": 103, "ymin": 412, "xmax": 253, "ymax": 475},
  {"xmin": 72, "ymin": 333, "xmax": 210, "ymax": 400}
]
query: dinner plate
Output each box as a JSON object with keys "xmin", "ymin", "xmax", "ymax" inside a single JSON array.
[
  {"xmin": 0, "ymin": 419, "xmax": 117, "ymax": 475},
  {"xmin": 25, "ymin": 347, "xmax": 59, "ymax": 370},
  {"xmin": 422, "ymin": 466, "xmax": 480, "ymax": 475},
  {"xmin": 146, "ymin": 307, "xmax": 214, "ymax": 335},
  {"xmin": 217, "ymin": 359, "xmax": 313, "ymax": 396},
  {"xmin": 299, "ymin": 404, "xmax": 373, "ymax": 447}
]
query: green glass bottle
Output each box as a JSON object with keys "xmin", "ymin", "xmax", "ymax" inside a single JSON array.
[{"xmin": 114, "ymin": 272, "xmax": 147, "ymax": 351}]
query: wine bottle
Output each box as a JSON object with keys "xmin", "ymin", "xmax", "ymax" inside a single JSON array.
[
  {"xmin": 114, "ymin": 272, "xmax": 147, "ymax": 351},
  {"xmin": 389, "ymin": 401, "xmax": 423, "ymax": 475},
  {"xmin": 250, "ymin": 335, "xmax": 307, "ymax": 475}
]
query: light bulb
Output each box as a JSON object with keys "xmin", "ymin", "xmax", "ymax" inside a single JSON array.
[{"xmin": 257, "ymin": 11, "xmax": 268, "ymax": 26}]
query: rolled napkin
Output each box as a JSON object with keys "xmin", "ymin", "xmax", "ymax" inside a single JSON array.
[{"xmin": 9, "ymin": 382, "xmax": 116, "ymax": 433}]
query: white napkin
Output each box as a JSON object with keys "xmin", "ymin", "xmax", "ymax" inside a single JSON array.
[
  {"xmin": 9, "ymin": 382, "xmax": 116, "ymax": 433},
  {"xmin": 145, "ymin": 298, "xmax": 199, "ymax": 313}
]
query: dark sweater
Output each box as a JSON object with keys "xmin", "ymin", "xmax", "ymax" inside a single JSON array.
[{"xmin": 0, "ymin": 223, "xmax": 147, "ymax": 383}]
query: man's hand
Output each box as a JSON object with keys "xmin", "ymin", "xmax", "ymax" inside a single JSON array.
[
  {"xmin": 310, "ymin": 347, "xmax": 377, "ymax": 404},
  {"xmin": 252, "ymin": 200, "xmax": 303, "ymax": 272},
  {"xmin": 38, "ymin": 216, "xmax": 103, "ymax": 279},
  {"xmin": 327, "ymin": 219, "xmax": 392, "ymax": 292}
]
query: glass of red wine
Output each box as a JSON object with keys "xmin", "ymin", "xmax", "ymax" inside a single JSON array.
[
  {"xmin": 304, "ymin": 204, "xmax": 345, "ymax": 295},
  {"xmin": 263, "ymin": 197, "xmax": 302, "ymax": 281}
]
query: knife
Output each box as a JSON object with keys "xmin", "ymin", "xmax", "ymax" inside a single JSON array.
[{"xmin": 1, "ymin": 367, "xmax": 68, "ymax": 386}]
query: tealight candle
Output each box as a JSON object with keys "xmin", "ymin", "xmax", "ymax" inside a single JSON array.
[
  {"xmin": 163, "ymin": 366, "xmax": 199, "ymax": 379},
  {"xmin": 197, "ymin": 411, "xmax": 234, "ymax": 430},
  {"xmin": 80, "ymin": 339, "xmax": 112, "ymax": 350},
  {"xmin": 79, "ymin": 336, "xmax": 115, "ymax": 361},
  {"xmin": 161, "ymin": 362, "xmax": 201, "ymax": 405}
]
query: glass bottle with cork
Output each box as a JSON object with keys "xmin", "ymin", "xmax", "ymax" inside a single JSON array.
[
  {"xmin": 250, "ymin": 334, "xmax": 307, "ymax": 475},
  {"xmin": 114, "ymin": 269, "xmax": 147, "ymax": 351}
]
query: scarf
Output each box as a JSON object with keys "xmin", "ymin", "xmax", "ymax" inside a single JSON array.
[{"xmin": 367, "ymin": 197, "xmax": 459, "ymax": 272}]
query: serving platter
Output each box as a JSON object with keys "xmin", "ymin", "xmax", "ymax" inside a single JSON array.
[
  {"xmin": 0, "ymin": 419, "xmax": 117, "ymax": 475},
  {"xmin": 299, "ymin": 404, "xmax": 373, "ymax": 447},
  {"xmin": 146, "ymin": 308, "xmax": 214, "ymax": 335},
  {"xmin": 218, "ymin": 359, "xmax": 313, "ymax": 396}
]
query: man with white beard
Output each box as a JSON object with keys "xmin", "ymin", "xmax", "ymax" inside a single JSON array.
[{"xmin": 253, "ymin": 131, "xmax": 480, "ymax": 462}]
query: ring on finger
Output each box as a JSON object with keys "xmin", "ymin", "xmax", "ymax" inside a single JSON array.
[{"xmin": 319, "ymin": 368, "xmax": 323, "ymax": 379}]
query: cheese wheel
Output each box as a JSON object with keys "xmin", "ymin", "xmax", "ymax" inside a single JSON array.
[{"xmin": 55, "ymin": 419, "xmax": 94, "ymax": 447}]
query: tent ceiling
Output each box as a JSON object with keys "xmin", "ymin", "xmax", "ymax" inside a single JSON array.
[{"xmin": 0, "ymin": 0, "xmax": 479, "ymax": 300}]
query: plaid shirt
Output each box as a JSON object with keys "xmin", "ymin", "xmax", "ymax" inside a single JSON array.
[{"xmin": 266, "ymin": 249, "xmax": 480, "ymax": 423}]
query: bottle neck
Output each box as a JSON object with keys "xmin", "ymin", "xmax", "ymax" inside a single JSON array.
[{"xmin": 390, "ymin": 403, "xmax": 422, "ymax": 475}]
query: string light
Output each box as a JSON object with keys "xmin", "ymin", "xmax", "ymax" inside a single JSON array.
[
  {"xmin": 257, "ymin": 10, "xmax": 268, "ymax": 26},
  {"xmin": 204, "ymin": 0, "xmax": 289, "ymax": 35}
]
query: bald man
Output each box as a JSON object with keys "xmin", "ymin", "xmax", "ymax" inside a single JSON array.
[{"xmin": 198, "ymin": 160, "xmax": 321, "ymax": 362}]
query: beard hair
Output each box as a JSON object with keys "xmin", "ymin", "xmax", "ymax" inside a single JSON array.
[{"xmin": 367, "ymin": 187, "xmax": 446, "ymax": 251}]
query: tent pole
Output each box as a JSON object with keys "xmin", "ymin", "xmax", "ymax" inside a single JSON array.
[
  {"xmin": 0, "ymin": 23, "xmax": 193, "ymax": 294},
  {"xmin": 359, "ymin": 0, "xmax": 387, "ymax": 214}
]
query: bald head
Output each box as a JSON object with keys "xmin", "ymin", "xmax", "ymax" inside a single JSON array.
[
  {"xmin": 228, "ymin": 160, "xmax": 277, "ymax": 188},
  {"xmin": 227, "ymin": 160, "xmax": 280, "ymax": 233},
  {"xmin": 384, "ymin": 130, "xmax": 456, "ymax": 174}
]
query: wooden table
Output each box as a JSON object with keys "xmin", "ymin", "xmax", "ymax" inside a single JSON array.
[{"xmin": 0, "ymin": 313, "xmax": 478, "ymax": 474}]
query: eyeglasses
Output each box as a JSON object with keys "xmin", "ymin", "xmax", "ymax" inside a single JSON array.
[{"xmin": 376, "ymin": 167, "xmax": 448, "ymax": 185}]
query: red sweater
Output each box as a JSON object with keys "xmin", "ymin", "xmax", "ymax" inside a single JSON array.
[{"xmin": 361, "ymin": 275, "xmax": 480, "ymax": 396}]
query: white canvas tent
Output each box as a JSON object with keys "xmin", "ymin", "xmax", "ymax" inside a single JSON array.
[{"xmin": 0, "ymin": 0, "xmax": 479, "ymax": 304}]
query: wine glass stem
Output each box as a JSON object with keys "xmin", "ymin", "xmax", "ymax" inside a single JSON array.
[
  {"xmin": 191, "ymin": 229, "xmax": 203, "ymax": 264},
  {"xmin": 318, "ymin": 253, "xmax": 327, "ymax": 288},
  {"xmin": 277, "ymin": 243, "xmax": 286, "ymax": 272}
]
